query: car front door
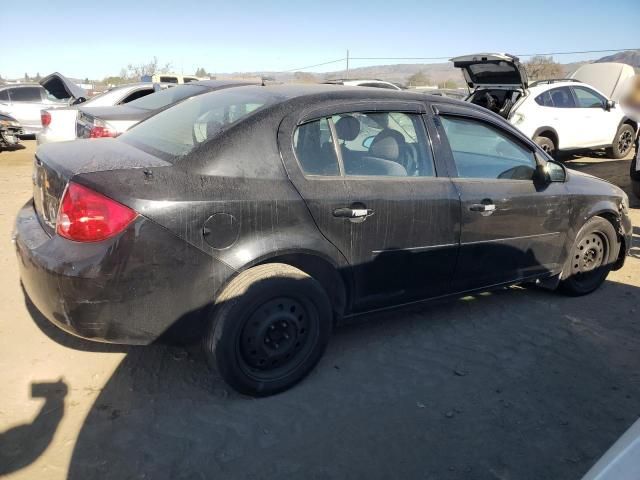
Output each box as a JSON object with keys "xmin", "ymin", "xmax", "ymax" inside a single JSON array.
[
  {"xmin": 279, "ymin": 102, "xmax": 461, "ymax": 312},
  {"xmin": 433, "ymin": 103, "xmax": 570, "ymax": 292},
  {"xmin": 543, "ymin": 86, "xmax": 583, "ymax": 149},
  {"xmin": 570, "ymin": 86, "xmax": 618, "ymax": 146}
]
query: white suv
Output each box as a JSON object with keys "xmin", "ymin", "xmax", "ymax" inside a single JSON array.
[{"xmin": 451, "ymin": 53, "xmax": 638, "ymax": 159}]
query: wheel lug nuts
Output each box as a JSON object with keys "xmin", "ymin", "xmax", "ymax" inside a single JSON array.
[
  {"xmin": 284, "ymin": 333, "xmax": 290, "ymax": 340},
  {"xmin": 275, "ymin": 343, "xmax": 280, "ymax": 349},
  {"xmin": 265, "ymin": 337, "xmax": 270, "ymax": 344},
  {"xmin": 270, "ymin": 325, "xmax": 275, "ymax": 331},
  {"xmin": 282, "ymin": 322, "xmax": 287, "ymax": 328}
]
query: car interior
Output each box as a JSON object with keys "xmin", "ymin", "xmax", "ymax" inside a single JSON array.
[{"xmin": 468, "ymin": 89, "xmax": 522, "ymax": 118}]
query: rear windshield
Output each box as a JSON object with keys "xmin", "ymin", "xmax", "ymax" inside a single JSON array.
[
  {"xmin": 467, "ymin": 62, "xmax": 521, "ymax": 85},
  {"xmin": 119, "ymin": 88, "xmax": 278, "ymax": 161},
  {"xmin": 125, "ymin": 84, "xmax": 208, "ymax": 111}
]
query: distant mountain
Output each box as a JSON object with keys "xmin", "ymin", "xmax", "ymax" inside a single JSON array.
[
  {"xmin": 595, "ymin": 50, "xmax": 640, "ymax": 69},
  {"xmin": 211, "ymin": 50, "xmax": 640, "ymax": 86}
]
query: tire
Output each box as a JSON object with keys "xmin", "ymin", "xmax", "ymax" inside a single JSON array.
[
  {"xmin": 607, "ymin": 124, "xmax": 635, "ymax": 159},
  {"xmin": 534, "ymin": 135, "xmax": 556, "ymax": 158},
  {"xmin": 204, "ymin": 263, "xmax": 332, "ymax": 396},
  {"xmin": 559, "ymin": 217, "xmax": 619, "ymax": 296},
  {"xmin": 632, "ymin": 179, "xmax": 640, "ymax": 199}
]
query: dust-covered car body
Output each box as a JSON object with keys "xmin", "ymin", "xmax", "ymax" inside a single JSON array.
[
  {"xmin": 75, "ymin": 80, "xmax": 259, "ymax": 139},
  {"xmin": 14, "ymin": 85, "xmax": 632, "ymax": 395},
  {"xmin": 37, "ymin": 83, "xmax": 162, "ymax": 146}
]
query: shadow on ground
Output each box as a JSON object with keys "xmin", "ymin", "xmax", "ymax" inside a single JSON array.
[{"xmin": 56, "ymin": 280, "xmax": 640, "ymax": 480}]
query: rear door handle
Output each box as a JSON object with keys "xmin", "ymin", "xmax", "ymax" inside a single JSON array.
[
  {"xmin": 469, "ymin": 203, "xmax": 496, "ymax": 216},
  {"xmin": 333, "ymin": 207, "xmax": 375, "ymax": 219}
]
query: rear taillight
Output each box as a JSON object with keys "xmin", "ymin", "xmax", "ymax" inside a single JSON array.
[
  {"xmin": 41, "ymin": 111, "xmax": 51, "ymax": 127},
  {"xmin": 88, "ymin": 118, "xmax": 117, "ymax": 138},
  {"xmin": 56, "ymin": 182, "xmax": 137, "ymax": 242}
]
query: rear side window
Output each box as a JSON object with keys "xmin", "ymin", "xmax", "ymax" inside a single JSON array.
[
  {"xmin": 440, "ymin": 116, "xmax": 536, "ymax": 180},
  {"xmin": 159, "ymin": 76, "xmax": 179, "ymax": 83},
  {"xmin": 9, "ymin": 87, "xmax": 42, "ymax": 102},
  {"xmin": 121, "ymin": 89, "xmax": 154, "ymax": 104},
  {"xmin": 547, "ymin": 87, "xmax": 576, "ymax": 108},
  {"xmin": 294, "ymin": 118, "xmax": 340, "ymax": 176},
  {"xmin": 0, "ymin": 90, "xmax": 8, "ymax": 102},
  {"xmin": 535, "ymin": 91, "xmax": 553, "ymax": 107}
]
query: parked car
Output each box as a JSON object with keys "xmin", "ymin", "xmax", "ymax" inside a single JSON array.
[
  {"xmin": 140, "ymin": 74, "xmax": 201, "ymax": 84},
  {"xmin": 0, "ymin": 112, "xmax": 23, "ymax": 149},
  {"xmin": 324, "ymin": 79, "xmax": 403, "ymax": 90},
  {"xmin": 0, "ymin": 73, "xmax": 86, "ymax": 135},
  {"xmin": 75, "ymin": 79, "xmax": 259, "ymax": 138},
  {"xmin": 450, "ymin": 53, "xmax": 638, "ymax": 158},
  {"xmin": 581, "ymin": 418, "xmax": 640, "ymax": 480},
  {"xmin": 631, "ymin": 137, "xmax": 640, "ymax": 198},
  {"xmin": 15, "ymin": 85, "xmax": 632, "ymax": 396},
  {"xmin": 570, "ymin": 62, "xmax": 636, "ymax": 102},
  {"xmin": 38, "ymin": 83, "xmax": 164, "ymax": 145}
]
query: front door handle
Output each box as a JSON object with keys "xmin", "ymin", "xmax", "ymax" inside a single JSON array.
[{"xmin": 333, "ymin": 207, "xmax": 375, "ymax": 220}]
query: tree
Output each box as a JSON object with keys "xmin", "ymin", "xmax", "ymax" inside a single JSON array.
[
  {"xmin": 123, "ymin": 56, "xmax": 173, "ymax": 80},
  {"xmin": 438, "ymin": 79, "xmax": 459, "ymax": 89},
  {"xmin": 195, "ymin": 67, "xmax": 208, "ymax": 77},
  {"xmin": 524, "ymin": 56, "xmax": 564, "ymax": 81},
  {"xmin": 293, "ymin": 71, "xmax": 317, "ymax": 83},
  {"xmin": 24, "ymin": 72, "xmax": 29, "ymax": 82},
  {"xmin": 407, "ymin": 71, "xmax": 432, "ymax": 87}
]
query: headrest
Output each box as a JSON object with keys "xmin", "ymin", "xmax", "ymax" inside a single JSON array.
[
  {"xmin": 370, "ymin": 130, "xmax": 403, "ymax": 160},
  {"xmin": 334, "ymin": 115, "xmax": 360, "ymax": 141}
]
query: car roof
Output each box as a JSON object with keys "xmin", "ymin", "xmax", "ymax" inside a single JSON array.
[{"xmin": 190, "ymin": 79, "xmax": 262, "ymax": 89}]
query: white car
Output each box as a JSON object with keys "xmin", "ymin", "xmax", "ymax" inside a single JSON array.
[
  {"xmin": 451, "ymin": 53, "xmax": 638, "ymax": 159},
  {"xmin": 37, "ymin": 83, "xmax": 159, "ymax": 145}
]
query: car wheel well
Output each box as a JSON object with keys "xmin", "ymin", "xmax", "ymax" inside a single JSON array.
[
  {"xmin": 622, "ymin": 118, "xmax": 638, "ymax": 132},
  {"xmin": 593, "ymin": 212, "xmax": 626, "ymax": 269},
  {"xmin": 257, "ymin": 253, "xmax": 347, "ymax": 321},
  {"xmin": 535, "ymin": 129, "xmax": 558, "ymax": 148}
]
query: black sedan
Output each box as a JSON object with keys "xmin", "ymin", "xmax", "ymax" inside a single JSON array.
[
  {"xmin": 15, "ymin": 85, "xmax": 632, "ymax": 396},
  {"xmin": 75, "ymin": 79, "xmax": 259, "ymax": 138}
]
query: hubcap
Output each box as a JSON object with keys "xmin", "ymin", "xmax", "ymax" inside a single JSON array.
[
  {"xmin": 618, "ymin": 130, "xmax": 632, "ymax": 156},
  {"xmin": 571, "ymin": 233, "xmax": 605, "ymax": 276},
  {"xmin": 240, "ymin": 297, "xmax": 310, "ymax": 371}
]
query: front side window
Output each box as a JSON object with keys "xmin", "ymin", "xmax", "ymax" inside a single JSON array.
[
  {"xmin": 0, "ymin": 90, "xmax": 8, "ymax": 102},
  {"xmin": 572, "ymin": 86, "xmax": 605, "ymax": 108},
  {"xmin": 9, "ymin": 87, "xmax": 42, "ymax": 102},
  {"xmin": 331, "ymin": 111, "xmax": 434, "ymax": 177},
  {"xmin": 294, "ymin": 118, "xmax": 339, "ymax": 176},
  {"xmin": 440, "ymin": 116, "xmax": 536, "ymax": 180},
  {"xmin": 547, "ymin": 87, "xmax": 576, "ymax": 108}
]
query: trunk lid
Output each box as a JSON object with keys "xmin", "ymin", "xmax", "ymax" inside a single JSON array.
[
  {"xmin": 450, "ymin": 53, "xmax": 528, "ymax": 90},
  {"xmin": 33, "ymin": 139, "xmax": 171, "ymax": 234},
  {"xmin": 39, "ymin": 72, "xmax": 87, "ymax": 104},
  {"xmin": 76, "ymin": 106, "xmax": 149, "ymax": 138}
]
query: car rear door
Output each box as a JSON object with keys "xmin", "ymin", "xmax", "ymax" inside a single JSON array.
[
  {"xmin": 279, "ymin": 101, "xmax": 461, "ymax": 312},
  {"xmin": 432, "ymin": 102, "xmax": 570, "ymax": 292},
  {"xmin": 6, "ymin": 87, "xmax": 45, "ymax": 131}
]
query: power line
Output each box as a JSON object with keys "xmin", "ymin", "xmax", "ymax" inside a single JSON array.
[{"xmin": 284, "ymin": 48, "xmax": 639, "ymax": 72}]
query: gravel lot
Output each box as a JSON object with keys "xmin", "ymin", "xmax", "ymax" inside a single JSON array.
[{"xmin": 0, "ymin": 140, "xmax": 639, "ymax": 480}]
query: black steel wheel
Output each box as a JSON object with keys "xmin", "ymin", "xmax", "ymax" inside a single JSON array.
[
  {"xmin": 559, "ymin": 217, "xmax": 619, "ymax": 296},
  {"xmin": 204, "ymin": 263, "xmax": 332, "ymax": 396},
  {"xmin": 534, "ymin": 135, "xmax": 556, "ymax": 158},
  {"xmin": 608, "ymin": 124, "xmax": 635, "ymax": 159}
]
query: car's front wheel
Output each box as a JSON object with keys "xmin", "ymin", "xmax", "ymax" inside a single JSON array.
[
  {"xmin": 559, "ymin": 217, "xmax": 619, "ymax": 296},
  {"xmin": 533, "ymin": 135, "xmax": 556, "ymax": 158},
  {"xmin": 204, "ymin": 263, "xmax": 332, "ymax": 396},
  {"xmin": 607, "ymin": 123, "xmax": 635, "ymax": 159}
]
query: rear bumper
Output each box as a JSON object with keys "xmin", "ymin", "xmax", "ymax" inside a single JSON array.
[
  {"xmin": 14, "ymin": 200, "xmax": 235, "ymax": 345},
  {"xmin": 36, "ymin": 128, "xmax": 73, "ymax": 146}
]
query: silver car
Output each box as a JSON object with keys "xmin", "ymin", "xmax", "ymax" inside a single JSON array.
[{"xmin": 0, "ymin": 73, "xmax": 85, "ymax": 135}]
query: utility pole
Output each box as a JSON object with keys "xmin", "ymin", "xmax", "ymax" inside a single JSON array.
[{"xmin": 346, "ymin": 49, "xmax": 350, "ymax": 79}]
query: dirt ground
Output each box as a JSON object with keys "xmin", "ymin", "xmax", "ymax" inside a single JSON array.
[{"xmin": 0, "ymin": 140, "xmax": 638, "ymax": 480}]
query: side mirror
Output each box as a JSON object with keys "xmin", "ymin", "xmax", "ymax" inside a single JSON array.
[
  {"xmin": 534, "ymin": 163, "xmax": 551, "ymax": 185},
  {"xmin": 605, "ymin": 100, "xmax": 615, "ymax": 111},
  {"xmin": 71, "ymin": 97, "xmax": 87, "ymax": 106},
  {"xmin": 362, "ymin": 136, "xmax": 374, "ymax": 149}
]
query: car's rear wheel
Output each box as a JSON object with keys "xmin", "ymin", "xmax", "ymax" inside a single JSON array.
[
  {"xmin": 607, "ymin": 124, "xmax": 635, "ymax": 159},
  {"xmin": 559, "ymin": 217, "xmax": 619, "ymax": 296},
  {"xmin": 534, "ymin": 135, "xmax": 556, "ymax": 158},
  {"xmin": 204, "ymin": 263, "xmax": 332, "ymax": 396}
]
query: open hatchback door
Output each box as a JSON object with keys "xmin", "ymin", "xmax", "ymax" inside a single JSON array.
[
  {"xmin": 40, "ymin": 72, "xmax": 87, "ymax": 104},
  {"xmin": 450, "ymin": 53, "xmax": 528, "ymax": 91}
]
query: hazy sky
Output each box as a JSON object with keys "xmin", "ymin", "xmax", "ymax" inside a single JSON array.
[{"xmin": 2, "ymin": 0, "xmax": 639, "ymax": 80}]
